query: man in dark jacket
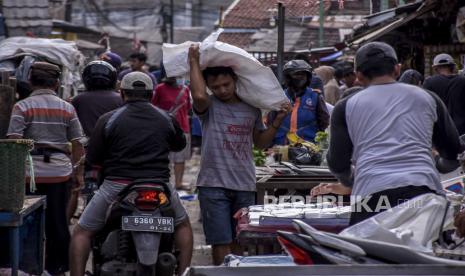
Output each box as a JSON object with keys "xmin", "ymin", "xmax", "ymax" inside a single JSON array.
[
  {"xmin": 70, "ymin": 72, "xmax": 193, "ymax": 276},
  {"xmin": 423, "ymin": 53, "xmax": 465, "ymax": 135},
  {"xmin": 69, "ymin": 61, "xmax": 123, "ymax": 221}
]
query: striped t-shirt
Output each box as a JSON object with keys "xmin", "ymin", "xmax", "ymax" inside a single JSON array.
[
  {"xmin": 196, "ymin": 96, "xmax": 265, "ymax": 191},
  {"xmin": 7, "ymin": 89, "xmax": 84, "ymax": 183}
]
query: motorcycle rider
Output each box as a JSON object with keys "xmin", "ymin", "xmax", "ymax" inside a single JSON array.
[
  {"xmin": 268, "ymin": 60, "xmax": 330, "ymax": 145},
  {"xmin": 69, "ymin": 72, "xmax": 193, "ymax": 275},
  {"xmin": 72, "ymin": 60, "xmax": 122, "ymax": 138},
  {"xmin": 69, "ymin": 61, "xmax": 123, "ymax": 222}
]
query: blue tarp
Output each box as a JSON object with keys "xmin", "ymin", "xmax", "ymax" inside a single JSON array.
[{"xmin": 320, "ymin": 51, "xmax": 343, "ymax": 62}]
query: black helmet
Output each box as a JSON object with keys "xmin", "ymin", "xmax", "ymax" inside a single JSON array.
[
  {"xmin": 283, "ymin": 60, "xmax": 313, "ymax": 87},
  {"xmin": 82, "ymin": 60, "xmax": 117, "ymax": 90},
  {"xmin": 283, "ymin": 60, "xmax": 313, "ymax": 76}
]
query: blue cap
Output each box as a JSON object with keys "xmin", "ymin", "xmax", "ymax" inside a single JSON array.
[{"xmin": 100, "ymin": 52, "xmax": 122, "ymax": 69}]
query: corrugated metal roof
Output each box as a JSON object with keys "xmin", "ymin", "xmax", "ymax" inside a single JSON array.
[
  {"xmin": 4, "ymin": 8, "xmax": 50, "ymax": 20},
  {"xmin": 3, "ymin": 0, "xmax": 52, "ymax": 37},
  {"xmin": 3, "ymin": 0, "xmax": 49, "ymax": 8},
  {"xmin": 218, "ymin": 32, "xmax": 254, "ymax": 49},
  {"xmin": 242, "ymin": 23, "xmax": 342, "ymax": 52},
  {"xmin": 173, "ymin": 27, "xmax": 210, "ymax": 44}
]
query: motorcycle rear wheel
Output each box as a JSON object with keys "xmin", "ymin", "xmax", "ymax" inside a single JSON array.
[{"xmin": 136, "ymin": 263, "xmax": 156, "ymax": 276}]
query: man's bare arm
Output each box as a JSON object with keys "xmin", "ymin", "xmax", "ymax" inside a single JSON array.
[
  {"xmin": 175, "ymin": 219, "xmax": 193, "ymax": 275},
  {"xmin": 71, "ymin": 140, "xmax": 85, "ymax": 188},
  {"xmin": 188, "ymin": 44, "xmax": 211, "ymax": 113},
  {"xmin": 253, "ymin": 102, "xmax": 291, "ymax": 149}
]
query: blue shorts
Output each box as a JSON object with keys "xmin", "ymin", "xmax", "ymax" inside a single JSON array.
[{"xmin": 198, "ymin": 187, "xmax": 255, "ymax": 245}]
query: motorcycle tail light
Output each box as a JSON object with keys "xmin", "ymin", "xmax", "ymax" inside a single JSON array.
[
  {"xmin": 135, "ymin": 190, "xmax": 164, "ymax": 210},
  {"xmin": 277, "ymin": 236, "xmax": 314, "ymax": 265},
  {"xmin": 158, "ymin": 192, "xmax": 168, "ymax": 205}
]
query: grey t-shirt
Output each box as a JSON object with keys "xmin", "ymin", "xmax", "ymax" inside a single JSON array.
[
  {"xmin": 327, "ymin": 82, "xmax": 461, "ymax": 199},
  {"xmin": 196, "ymin": 96, "xmax": 265, "ymax": 191}
]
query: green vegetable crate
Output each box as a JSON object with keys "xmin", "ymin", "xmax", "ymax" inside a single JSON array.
[{"xmin": 0, "ymin": 139, "xmax": 33, "ymax": 212}]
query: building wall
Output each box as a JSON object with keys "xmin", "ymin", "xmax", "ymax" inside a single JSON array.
[{"xmin": 160, "ymin": 0, "xmax": 234, "ymax": 28}]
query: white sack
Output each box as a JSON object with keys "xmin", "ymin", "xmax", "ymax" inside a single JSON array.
[
  {"xmin": 340, "ymin": 193, "xmax": 454, "ymax": 253},
  {"xmin": 0, "ymin": 37, "xmax": 84, "ymax": 71},
  {"xmin": 0, "ymin": 37, "xmax": 85, "ymax": 98},
  {"xmin": 162, "ymin": 29, "xmax": 288, "ymax": 111}
]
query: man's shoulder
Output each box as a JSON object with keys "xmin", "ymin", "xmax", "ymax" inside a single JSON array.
[
  {"xmin": 99, "ymin": 106, "xmax": 126, "ymax": 129},
  {"xmin": 155, "ymin": 82, "xmax": 170, "ymax": 92},
  {"xmin": 101, "ymin": 107, "xmax": 120, "ymax": 120},
  {"xmin": 41, "ymin": 94, "xmax": 76, "ymax": 110},
  {"xmin": 424, "ymin": 74, "xmax": 451, "ymax": 85},
  {"xmin": 97, "ymin": 90, "xmax": 123, "ymax": 100},
  {"xmin": 118, "ymin": 69, "xmax": 132, "ymax": 79},
  {"xmin": 311, "ymin": 74, "xmax": 323, "ymax": 83},
  {"xmin": 304, "ymin": 87, "xmax": 320, "ymax": 96},
  {"xmin": 450, "ymin": 74, "xmax": 465, "ymax": 84}
]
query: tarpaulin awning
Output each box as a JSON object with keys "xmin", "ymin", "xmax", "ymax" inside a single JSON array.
[
  {"xmin": 320, "ymin": 51, "xmax": 343, "ymax": 62},
  {"xmin": 347, "ymin": 1, "xmax": 437, "ymax": 46},
  {"xmin": 350, "ymin": 18, "xmax": 404, "ymax": 46}
]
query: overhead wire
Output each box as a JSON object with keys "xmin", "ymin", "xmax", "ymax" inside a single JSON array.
[
  {"xmin": 76, "ymin": 0, "xmax": 335, "ymax": 40},
  {"xmin": 77, "ymin": 2, "xmax": 315, "ymax": 29}
]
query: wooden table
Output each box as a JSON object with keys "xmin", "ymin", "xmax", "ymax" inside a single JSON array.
[
  {"xmin": 0, "ymin": 196, "xmax": 46, "ymax": 276},
  {"xmin": 255, "ymin": 165, "xmax": 338, "ymax": 204}
]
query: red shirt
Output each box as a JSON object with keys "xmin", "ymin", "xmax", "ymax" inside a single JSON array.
[{"xmin": 151, "ymin": 83, "xmax": 191, "ymax": 133}]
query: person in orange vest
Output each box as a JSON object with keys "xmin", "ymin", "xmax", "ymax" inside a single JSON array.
[{"xmin": 269, "ymin": 60, "xmax": 330, "ymax": 145}]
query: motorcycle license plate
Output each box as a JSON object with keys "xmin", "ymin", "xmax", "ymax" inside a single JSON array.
[{"xmin": 121, "ymin": 216, "xmax": 174, "ymax": 233}]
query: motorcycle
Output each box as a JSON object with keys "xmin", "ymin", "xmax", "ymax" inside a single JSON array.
[
  {"xmin": 89, "ymin": 179, "xmax": 178, "ymax": 276},
  {"xmin": 277, "ymin": 219, "xmax": 465, "ymax": 266}
]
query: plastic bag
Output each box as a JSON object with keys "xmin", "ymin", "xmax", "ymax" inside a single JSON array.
[
  {"xmin": 162, "ymin": 29, "xmax": 288, "ymax": 111},
  {"xmin": 15, "ymin": 56, "xmax": 37, "ymax": 99},
  {"xmin": 224, "ymin": 254, "xmax": 295, "ymax": 267},
  {"xmin": 288, "ymin": 146, "xmax": 322, "ymax": 165},
  {"xmin": 340, "ymin": 193, "xmax": 454, "ymax": 253}
]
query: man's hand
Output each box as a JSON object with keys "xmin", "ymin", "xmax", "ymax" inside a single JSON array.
[
  {"xmin": 188, "ymin": 43, "xmax": 210, "ymax": 114},
  {"xmin": 310, "ymin": 183, "xmax": 352, "ymax": 197},
  {"xmin": 188, "ymin": 44, "xmax": 200, "ymax": 65},
  {"xmin": 273, "ymin": 102, "xmax": 292, "ymax": 125},
  {"xmin": 270, "ymin": 102, "xmax": 292, "ymax": 129},
  {"xmin": 454, "ymin": 210, "xmax": 465, "ymax": 238},
  {"xmin": 73, "ymin": 171, "xmax": 85, "ymax": 192},
  {"xmin": 253, "ymin": 102, "xmax": 292, "ymax": 149}
]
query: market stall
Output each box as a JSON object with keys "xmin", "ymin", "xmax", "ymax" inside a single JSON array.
[{"xmin": 236, "ymin": 202, "xmax": 350, "ymax": 256}]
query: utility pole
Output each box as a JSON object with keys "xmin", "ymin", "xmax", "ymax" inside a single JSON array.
[
  {"xmin": 170, "ymin": 0, "xmax": 174, "ymax": 43},
  {"xmin": 186, "ymin": 0, "xmax": 193, "ymax": 27},
  {"xmin": 192, "ymin": 0, "xmax": 202, "ymax": 26},
  {"xmin": 219, "ymin": 6, "xmax": 224, "ymax": 27},
  {"xmin": 319, "ymin": 0, "xmax": 324, "ymax": 47},
  {"xmin": 381, "ymin": 0, "xmax": 389, "ymax": 11},
  {"xmin": 64, "ymin": 0, "xmax": 72, "ymax": 22},
  {"xmin": 277, "ymin": 2, "xmax": 285, "ymax": 83}
]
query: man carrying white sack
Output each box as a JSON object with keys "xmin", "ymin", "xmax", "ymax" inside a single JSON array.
[{"xmin": 188, "ymin": 44, "xmax": 291, "ymax": 265}]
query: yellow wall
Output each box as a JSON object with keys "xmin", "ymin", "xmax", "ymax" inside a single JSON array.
[{"xmin": 50, "ymin": 28, "xmax": 78, "ymax": 41}]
